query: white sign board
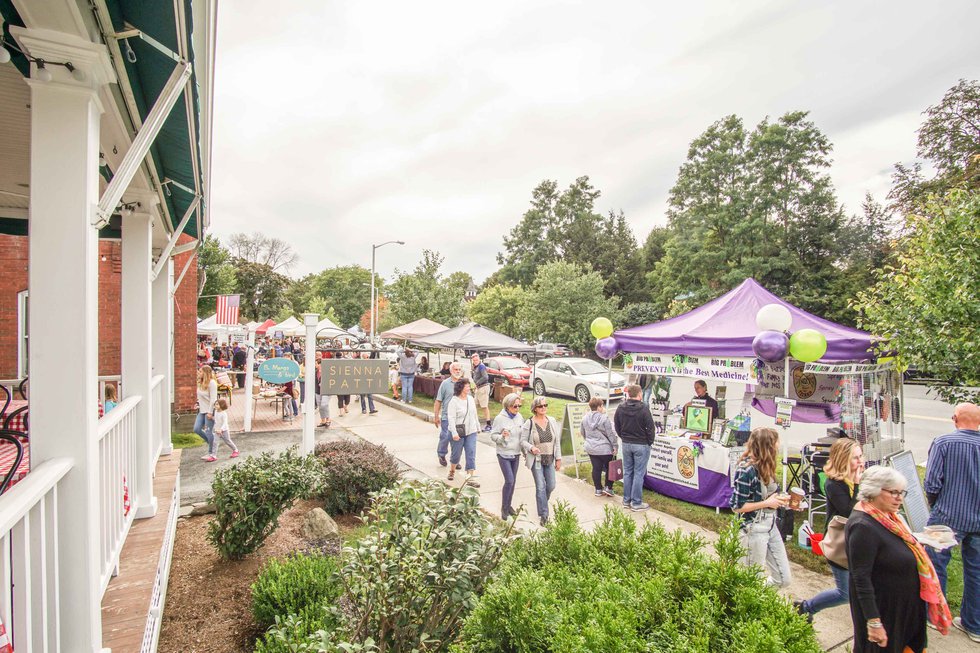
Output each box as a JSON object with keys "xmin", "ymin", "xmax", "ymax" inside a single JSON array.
[
  {"xmin": 625, "ymin": 353, "xmax": 758, "ymax": 383},
  {"xmin": 648, "ymin": 439, "xmax": 700, "ymax": 490}
]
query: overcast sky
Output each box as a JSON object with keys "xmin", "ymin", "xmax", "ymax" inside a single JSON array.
[{"xmin": 209, "ymin": 1, "xmax": 980, "ymax": 283}]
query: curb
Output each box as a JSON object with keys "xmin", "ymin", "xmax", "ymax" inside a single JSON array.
[{"xmin": 374, "ymin": 394, "xmax": 434, "ymax": 423}]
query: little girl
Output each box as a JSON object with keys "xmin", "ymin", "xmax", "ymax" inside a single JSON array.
[
  {"xmin": 207, "ymin": 398, "xmax": 239, "ymax": 462},
  {"xmin": 104, "ymin": 384, "xmax": 118, "ymax": 413}
]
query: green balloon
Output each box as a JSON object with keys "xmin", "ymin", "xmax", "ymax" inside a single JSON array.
[
  {"xmin": 789, "ymin": 329, "xmax": 827, "ymax": 363},
  {"xmin": 590, "ymin": 317, "xmax": 614, "ymax": 339}
]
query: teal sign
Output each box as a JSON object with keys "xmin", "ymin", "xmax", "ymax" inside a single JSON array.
[{"xmin": 258, "ymin": 358, "xmax": 300, "ymax": 384}]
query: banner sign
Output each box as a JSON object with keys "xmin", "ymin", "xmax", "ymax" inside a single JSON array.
[
  {"xmin": 625, "ymin": 353, "xmax": 759, "ymax": 383},
  {"xmin": 753, "ymin": 363, "xmax": 842, "ymax": 403},
  {"xmin": 804, "ymin": 362, "xmax": 895, "ymax": 376},
  {"xmin": 258, "ymin": 358, "xmax": 300, "ymax": 384},
  {"xmin": 320, "ymin": 359, "xmax": 388, "ymax": 395},
  {"xmin": 647, "ymin": 439, "xmax": 700, "ymax": 490},
  {"xmin": 560, "ymin": 402, "xmax": 591, "ymax": 466}
]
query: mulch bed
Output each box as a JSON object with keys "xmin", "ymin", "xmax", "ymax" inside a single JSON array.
[{"xmin": 159, "ymin": 500, "xmax": 362, "ymax": 653}]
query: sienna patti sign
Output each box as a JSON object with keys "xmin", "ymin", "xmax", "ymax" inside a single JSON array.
[
  {"xmin": 257, "ymin": 358, "xmax": 301, "ymax": 384},
  {"xmin": 320, "ymin": 359, "xmax": 388, "ymax": 395}
]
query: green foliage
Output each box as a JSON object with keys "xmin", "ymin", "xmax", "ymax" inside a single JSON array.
[
  {"xmin": 197, "ymin": 234, "xmax": 237, "ymax": 317},
  {"xmin": 465, "ymin": 284, "xmax": 530, "ymax": 339},
  {"xmin": 915, "ymin": 79, "xmax": 980, "ymax": 180},
  {"xmin": 383, "ymin": 250, "xmax": 465, "ymax": 329},
  {"xmin": 234, "ymin": 259, "xmax": 292, "ymax": 321},
  {"xmin": 856, "ymin": 189, "xmax": 980, "ymax": 402},
  {"xmin": 309, "ymin": 265, "xmax": 378, "ymax": 329},
  {"xmin": 619, "ymin": 302, "xmax": 664, "ymax": 329},
  {"xmin": 518, "ymin": 261, "xmax": 619, "ymax": 352},
  {"xmin": 341, "ymin": 481, "xmax": 518, "ymax": 652},
  {"xmin": 252, "ymin": 553, "xmax": 343, "ymax": 630},
  {"xmin": 256, "ymin": 612, "xmax": 380, "ymax": 653},
  {"xmin": 314, "ymin": 440, "xmax": 401, "ymax": 516},
  {"xmin": 207, "ymin": 449, "xmax": 320, "ymax": 560},
  {"xmin": 457, "ymin": 505, "xmax": 820, "ymax": 653},
  {"xmin": 170, "ymin": 432, "xmax": 203, "ymax": 449}
]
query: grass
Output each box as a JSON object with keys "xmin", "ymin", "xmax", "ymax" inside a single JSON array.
[{"xmin": 171, "ymin": 432, "xmax": 204, "ymax": 449}]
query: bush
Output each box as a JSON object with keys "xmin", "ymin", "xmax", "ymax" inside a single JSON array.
[
  {"xmin": 457, "ymin": 505, "xmax": 821, "ymax": 653},
  {"xmin": 208, "ymin": 448, "xmax": 320, "ymax": 560},
  {"xmin": 314, "ymin": 440, "xmax": 401, "ymax": 515},
  {"xmin": 255, "ymin": 612, "xmax": 380, "ymax": 653},
  {"xmin": 252, "ymin": 553, "xmax": 343, "ymax": 630}
]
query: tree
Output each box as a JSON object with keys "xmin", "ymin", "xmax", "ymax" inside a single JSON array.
[
  {"xmin": 196, "ymin": 234, "xmax": 236, "ymax": 317},
  {"xmin": 232, "ymin": 260, "xmax": 291, "ymax": 321},
  {"xmin": 619, "ymin": 302, "xmax": 663, "ymax": 329},
  {"xmin": 855, "ymin": 189, "xmax": 979, "ymax": 402},
  {"xmin": 916, "ymin": 79, "xmax": 980, "ymax": 179},
  {"xmin": 384, "ymin": 250, "xmax": 465, "ymax": 328},
  {"xmin": 466, "ymin": 284, "xmax": 530, "ymax": 339},
  {"xmin": 519, "ymin": 261, "xmax": 619, "ymax": 353},
  {"xmin": 310, "ymin": 265, "xmax": 377, "ymax": 328},
  {"xmin": 227, "ymin": 232, "xmax": 298, "ymax": 272},
  {"xmin": 496, "ymin": 180, "xmax": 561, "ymax": 286}
]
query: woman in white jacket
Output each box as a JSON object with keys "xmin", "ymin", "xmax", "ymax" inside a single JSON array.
[
  {"xmin": 448, "ymin": 379, "xmax": 481, "ymax": 487},
  {"xmin": 489, "ymin": 393, "xmax": 525, "ymax": 520}
]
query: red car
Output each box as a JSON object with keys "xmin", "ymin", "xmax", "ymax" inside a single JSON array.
[{"xmin": 485, "ymin": 356, "xmax": 532, "ymax": 388}]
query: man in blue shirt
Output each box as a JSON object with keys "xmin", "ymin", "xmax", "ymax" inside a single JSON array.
[
  {"xmin": 925, "ymin": 402, "xmax": 980, "ymax": 641},
  {"xmin": 433, "ymin": 362, "xmax": 464, "ymax": 467}
]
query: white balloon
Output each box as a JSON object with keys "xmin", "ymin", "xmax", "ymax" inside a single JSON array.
[{"xmin": 756, "ymin": 303, "xmax": 792, "ymax": 332}]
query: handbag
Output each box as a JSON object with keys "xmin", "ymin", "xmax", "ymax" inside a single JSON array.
[
  {"xmin": 455, "ymin": 399, "xmax": 470, "ymax": 438},
  {"xmin": 608, "ymin": 459, "xmax": 623, "ymax": 482},
  {"xmin": 821, "ymin": 516, "xmax": 848, "ymax": 568}
]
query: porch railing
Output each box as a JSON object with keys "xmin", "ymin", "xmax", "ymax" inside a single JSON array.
[
  {"xmin": 0, "ymin": 457, "xmax": 73, "ymax": 652},
  {"xmin": 97, "ymin": 395, "xmax": 140, "ymax": 595}
]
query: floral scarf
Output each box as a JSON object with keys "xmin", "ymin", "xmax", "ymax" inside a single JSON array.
[{"xmin": 860, "ymin": 501, "xmax": 952, "ymax": 635}]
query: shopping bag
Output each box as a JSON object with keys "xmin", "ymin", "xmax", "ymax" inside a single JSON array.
[{"xmin": 608, "ymin": 459, "xmax": 623, "ymax": 482}]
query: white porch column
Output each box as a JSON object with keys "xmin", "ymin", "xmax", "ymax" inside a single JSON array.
[
  {"xmin": 17, "ymin": 26, "xmax": 115, "ymax": 652},
  {"xmin": 302, "ymin": 314, "xmax": 318, "ymax": 455},
  {"xmin": 122, "ymin": 209, "xmax": 158, "ymax": 518},
  {"xmin": 153, "ymin": 256, "xmax": 174, "ymax": 455}
]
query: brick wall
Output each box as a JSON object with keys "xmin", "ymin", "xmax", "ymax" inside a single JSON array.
[
  {"xmin": 172, "ymin": 235, "xmax": 198, "ymax": 413},
  {"xmin": 0, "ymin": 235, "xmax": 28, "ymax": 379}
]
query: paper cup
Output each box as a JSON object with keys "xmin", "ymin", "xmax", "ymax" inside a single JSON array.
[{"xmin": 790, "ymin": 487, "xmax": 805, "ymax": 510}]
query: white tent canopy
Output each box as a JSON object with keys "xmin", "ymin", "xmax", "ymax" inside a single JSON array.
[{"xmin": 267, "ymin": 316, "xmax": 302, "ymax": 337}]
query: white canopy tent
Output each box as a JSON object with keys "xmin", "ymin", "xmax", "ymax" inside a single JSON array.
[{"xmin": 267, "ymin": 316, "xmax": 302, "ymax": 337}]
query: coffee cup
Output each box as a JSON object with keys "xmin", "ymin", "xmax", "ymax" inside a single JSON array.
[{"xmin": 790, "ymin": 487, "xmax": 805, "ymax": 510}]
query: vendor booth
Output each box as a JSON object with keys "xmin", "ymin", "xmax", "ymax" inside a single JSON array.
[
  {"xmin": 380, "ymin": 318, "xmax": 449, "ymax": 341},
  {"xmin": 612, "ymin": 278, "xmax": 901, "ymax": 511}
]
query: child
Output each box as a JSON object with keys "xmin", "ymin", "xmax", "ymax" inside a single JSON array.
[
  {"xmin": 104, "ymin": 384, "xmax": 118, "ymax": 413},
  {"xmin": 208, "ymin": 398, "xmax": 239, "ymax": 461},
  {"xmin": 389, "ymin": 363, "xmax": 401, "ymax": 400}
]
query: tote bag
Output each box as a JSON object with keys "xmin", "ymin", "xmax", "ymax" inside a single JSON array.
[
  {"xmin": 608, "ymin": 459, "xmax": 623, "ymax": 482},
  {"xmin": 821, "ymin": 516, "xmax": 848, "ymax": 568}
]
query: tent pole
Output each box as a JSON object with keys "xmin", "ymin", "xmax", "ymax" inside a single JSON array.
[
  {"xmin": 782, "ymin": 357, "xmax": 789, "ymax": 491},
  {"xmin": 605, "ymin": 358, "xmax": 612, "ymax": 412}
]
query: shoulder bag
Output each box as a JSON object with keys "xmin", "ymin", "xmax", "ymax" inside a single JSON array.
[
  {"xmin": 455, "ymin": 400, "xmax": 469, "ymax": 438},
  {"xmin": 821, "ymin": 516, "xmax": 848, "ymax": 568}
]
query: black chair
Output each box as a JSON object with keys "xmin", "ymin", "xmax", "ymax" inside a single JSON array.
[
  {"xmin": 18, "ymin": 377, "xmax": 28, "ymax": 400},
  {"xmin": 3, "ymin": 405, "xmax": 28, "ymax": 436},
  {"xmin": 0, "ymin": 430, "xmax": 25, "ymax": 495},
  {"xmin": 0, "ymin": 384, "xmax": 9, "ymax": 420}
]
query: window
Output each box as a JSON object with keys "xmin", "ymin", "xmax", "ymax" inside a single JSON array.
[
  {"xmin": 17, "ymin": 290, "xmax": 28, "ymax": 378},
  {"xmin": 539, "ymin": 361, "xmax": 558, "ymax": 372},
  {"xmin": 487, "ymin": 360, "xmax": 500, "ymax": 370}
]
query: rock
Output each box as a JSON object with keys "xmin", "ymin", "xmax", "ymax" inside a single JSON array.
[
  {"xmin": 302, "ymin": 507, "xmax": 339, "ymax": 540},
  {"xmin": 190, "ymin": 503, "xmax": 216, "ymax": 516},
  {"xmin": 178, "ymin": 505, "xmax": 194, "ymax": 518}
]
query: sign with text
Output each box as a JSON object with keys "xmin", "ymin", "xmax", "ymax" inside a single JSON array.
[
  {"xmin": 258, "ymin": 358, "xmax": 300, "ymax": 384},
  {"xmin": 320, "ymin": 359, "xmax": 388, "ymax": 395},
  {"xmin": 648, "ymin": 439, "xmax": 700, "ymax": 490},
  {"xmin": 753, "ymin": 363, "xmax": 842, "ymax": 403},
  {"xmin": 804, "ymin": 362, "xmax": 895, "ymax": 376},
  {"xmin": 625, "ymin": 353, "xmax": 759, "ymax": 383},
  {"xmin": 560, "ymin": 402, "xmax": 591, "ymax": 466}
]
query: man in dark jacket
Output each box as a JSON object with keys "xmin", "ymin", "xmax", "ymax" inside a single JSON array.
[
  {"xmin": 232, "ymin": 345, "xmax": 248, "ymax": 388},
  {"xmin": 614, "ymin": 384, "xmax": 655, "ymax": 512}
]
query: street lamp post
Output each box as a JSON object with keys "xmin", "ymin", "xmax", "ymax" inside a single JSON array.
[{"xmin": 370, "ymin": 240, "xmax": 404, "ymax": 344}]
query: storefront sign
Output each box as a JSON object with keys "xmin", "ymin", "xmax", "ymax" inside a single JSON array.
[
  {"xmin": 258, "ymin": 358, "xmax": 300, "ymax": 384},
  {"xmin": 753, "ymin": 363, "xmax": 842, "ymax": 403},
  {"xmin": 320, "ymin": 359, "xmax": 388, "ymax": 395},
  {"xmin": 625, "ymin": 353, "xmax": 758, "ymax": 383},
  {"xmin": 648, "ymin": 439, "xmax": 700, "ymax": 490}
]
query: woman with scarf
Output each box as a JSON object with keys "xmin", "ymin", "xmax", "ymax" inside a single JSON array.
[
  {"xmin": 489, "ymin": 393, "xmax": 524, "ymax": 520},
  {"xmin": 845, "ymin": 465, "xmax": 951, "ymax": 652},
  {"xmin": 519, "ymin": 396, "xmax": 562, "ymax": 526}
]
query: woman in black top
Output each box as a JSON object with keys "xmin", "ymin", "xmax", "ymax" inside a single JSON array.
[
  {"xmin": 796, "ymin": 438, "xmax": 863, "ymax": 618},
  {"xmin": 845, "ymin": 466, "xmax": 951, "ymax": 652}
]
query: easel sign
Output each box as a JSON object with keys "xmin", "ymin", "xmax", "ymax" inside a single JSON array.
[
  {"xmin": 775, "ymin": 397, "xmax": 796, "ymax": 428},
  {"xmin": 559, "ymin": 402, "xmax": 590, "ymax": 479},
  {"xmin": 887, "ymin": 450, "xmax": 930, "ymax": 533}
]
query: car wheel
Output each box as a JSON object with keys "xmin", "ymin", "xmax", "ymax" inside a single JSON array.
[
  {"xmin": 575, "ymin": 385, "xmax": 591, "ymax": 403},
  {"xmin": 533, "ymin": 379, "xmax": 546, "ymax": 395}
]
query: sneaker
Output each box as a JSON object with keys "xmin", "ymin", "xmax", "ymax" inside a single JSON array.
[
  {"xmin": 200, "ymin": 454, "xmax": 212, "ymax": 461},
  {"xmin": 631, "ymin": 502, "xmax": 650, "ymax": 512},
  {"xmin": 447, "ymin": 469, "xmax": 455, "ymax": 481},
  {"xmin": 466, "ymin": 477, "xmax": 481, "ymax": 488},
  {"xmin": 793, "ymin": 601, "xmax": 813, "ymax": 624},
  {"xmin": 594, "ymin": 490, "xmax": 604, "ymax": 497},
  {"xmin": 456, "ymin": 463, "xmax": 463, "ymax": 470},
  {"xmin": 204, "ymin": 455, "xmax": 217, "ymax": 463},
  {"xmin": 601, "ymin": 488, "xmax": 615, "ymax": 497},
  {"xmin": 483, "ymin": 425, "xmax": 492, "ymax": 432},
  {"xmin": 540, "ymin": 516, "xmax": 548, "ymax": 526},
  {"xmin": 622, "ymin": 500, "xmax": 631, "ymax": 509},
  {"xmin": 369, "ymin": 410, "xmax": 378, "ymax": 414},
  {"xmin": 230, "ymin": 451, "xmax": 240, "ymax": 458},
  {"xmin": 362, "ymin": 409, "xmax": 367, "ymax": 414},
  {"xmin": 954, "ymin": 617, "xmax": 980, "ymax": 642},
  {"xmin": 508, "ymin": 507, "xmax": 519, "ymax": 518},
  {"xmin": 438, "ymin": 455, "xmax": 448, "ymax": 467}
]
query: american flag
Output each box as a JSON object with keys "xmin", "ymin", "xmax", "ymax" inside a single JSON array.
[{"xmin": 216, "ymin": 294, "xmax": 241, "ymax": 325}]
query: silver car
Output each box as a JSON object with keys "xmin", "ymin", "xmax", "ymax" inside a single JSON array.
[{"xmin": 530, "ymin": 357, "xmax": 626, "ymax": 403}]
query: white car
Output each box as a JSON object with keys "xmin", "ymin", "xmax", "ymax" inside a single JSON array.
[{"xmin": 531, "ymin": 357, "xmax": 626, "ymax": 403}]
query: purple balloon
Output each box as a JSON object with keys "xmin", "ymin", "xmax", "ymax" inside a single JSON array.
[
  {"xmin": 752, "ymin": 330, "xmax": 789, "ymax": 362},
  {"xmin": 595, "ymin": 337, "xmax": 619, "ymax": 360}
]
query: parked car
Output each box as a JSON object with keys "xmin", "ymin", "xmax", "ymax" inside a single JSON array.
[
  {"xmin": 531, "ymin": 357, "xmax": 626, "ymax": 402},
  {"xmin": 484, "ymin": 356, "xmax": 532, "ymax": 388},
  {"xmin": 521, "ymin": 342, "xmax": 573, "ymax": 363}
]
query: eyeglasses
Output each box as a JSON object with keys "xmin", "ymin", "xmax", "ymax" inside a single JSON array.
[
  {"xmin": 536, "ymin": 403, "xmax": 548, "ymax": 408},
  {"xmin": 883, "ymin": 489, "xmax": 908, "ymax": 498},
  {"xmin": 513, "ymin": 403, "xmax": 522, "ymax": 407}
]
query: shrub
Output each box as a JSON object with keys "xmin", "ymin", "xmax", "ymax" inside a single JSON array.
[
  {"xmin": 207, "ymin": 448, "xmax": 320, "ymax": 560},
  {"xmin": 252, "ymin": 553, "xmax": 343, "ymax": 630},
  {"xmin": 314, "ymin": 440, "xmax": 401, "ymax": 515},
  {"xmin": 255, "ymin": 611, "xmax": 380, "ymax": 653},
  {"xmin": 457, "ymin": 505, "xmax": 821, "ymax": 653}
]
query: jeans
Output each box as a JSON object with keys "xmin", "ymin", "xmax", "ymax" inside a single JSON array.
[
  {"xmin": 740, "ymin": 513, "xmax": 792, "ymax": 588},
  {"xmin": 928, "ymin": 528, "xmax": 979, "ymax": 634},
  {"xmin": 193, "ymin": 412, "xmax": 214, "ymax": 453},
  {"xmin": 530, "ymin": 461, "xmax": 557, "ymax": 520},
  {"xmin": 589, "ymin": 453, "xmax": 614, "ymax": 491},
  {"xmin": 400, "ymin": 373, "xmax": 415, "ymax": 403},
  {"xmin": 449, "ymin": 432, "xmax": 477, "ymax": 472},
  {"xmin": 642, "ymin": 384, "xmax": 653, "ymax": 406},
  {"xmin": 801, "ymin": 563, "xmax": 849, "ymax": 615},
  {"xmin": 359, "ymin": 394, "xmax": 376, "ymax": 412},
  {"xmin": 437, "ymin": 417, "xmax": 451, "ymax": 457},
  {"xmin": 621, "ymin": 442, "xmax": 651, "ymax": 507},
  {"xmin": 497, "ymin": 455, "xmax": 520, "ymax": 518}
]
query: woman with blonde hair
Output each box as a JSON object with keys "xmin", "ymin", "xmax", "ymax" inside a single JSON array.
[
  {"xmin": 796, "ymin": 437, "xmax": 864, "ymax": 619},
  {"xmin": 729, "ymin": 427, "xmax": 791, "ymax": 587},
  {"xmin": 519, "ymin": 396, "xmax": 562, "ymax": 526},
  {"xmin": 194, "ymin": 366, "xmax": 218, "ymax": 461}
]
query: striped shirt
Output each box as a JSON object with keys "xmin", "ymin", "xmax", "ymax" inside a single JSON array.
[{"xmin": 925, "ymin": 428, "xmax": 980, "ymax": 532}]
